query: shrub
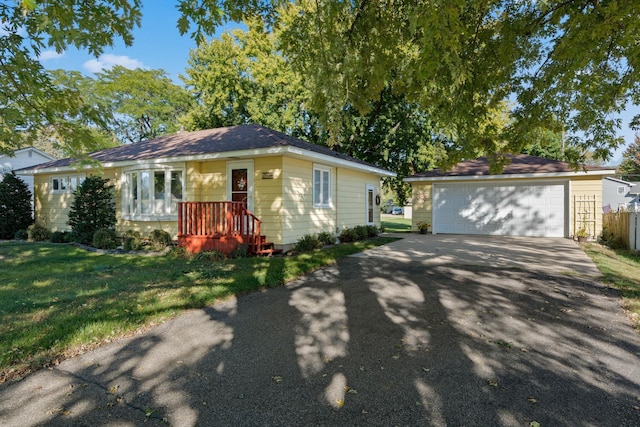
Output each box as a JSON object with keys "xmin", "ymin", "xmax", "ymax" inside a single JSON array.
[
  {"xmin": 295, "ymin": 234, "xmax": 322, "ymax": 252},
  {"xmin": 27, "ymin": 223, "xmax": 51, "ymax": 242},
  {"xmin": 92, "ymin": 228, "xmax": 118, "ymax": 250},
  {"xmin": 354, "ymin": 225, "xmax": 369, "ymax": 240},
  {"xmin": 366, "ymin": 225, "xmax": 379, "ymax": 237},
  {"xmin": 150, "ymin": 229, "xmax": 172, "ymax": 251},
  {"xmin": 68, "ymin": 176, "xmax": 116, "ymax": 245},
  {"xmin": 599, "ymin": 227, "xmax": 626, "ymax": 250},
  {"xmin": 229, "ymin": 244, "xmax": 249, "ymax": 258},
  {"xmin": 0, "ymin": 172, "xmax": 33, "ymax": 239},
  {"xmin": 317, "ymin": 231, "xmax": 335, "ymax": 246},
  {"xmin": 50, "ymin": 231, "xmax": 72, "ymax": 243},
  {"xmin": 339, "ymin": 227, "xmax": 359, "ymax": 243},
  {"xmin": 14, "ymin": 229, "xmax": 28, "ymax": 240},
  {"xmin": 123, "ymin": 230, "xmax": 143, "ymax": 251}
]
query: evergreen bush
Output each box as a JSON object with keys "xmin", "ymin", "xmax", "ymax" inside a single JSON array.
[
  {"xmin": 338, "ymin": 227, "xmax": 359, "ymax": 243},
  {"xmin": 0, "ymin": 172, "xmax": 34, "ymax": 239},
  {"xmin": 93, "ymin": 228, "xmax": 118, "ymax": 249},
  {"xmin": 150, "ymin": 229, "xmax": 172, "ymax": 251},
  {"xmin": 50, "ymin": 230, "xmax": 72, "ymax": 243},
  {"xmin": 317, "ymin": 231, "xmax": 335, "ymax": 246},
  {"xmin": 354, "ymin": 225, "xmax": 369, "ymax": 240},
  {"xmin": 14, "ymin": 229, "xmax": 28, "ymax": 240},
  {"xmin": 366, "ymin": 225, "xmax": 379, "ymax": 237},
  {"xmin": 68, "ymin": 176, "xmax": 116, "ymax": 245},
  {"xmin": 27, "ymin": 223, "xmax": 51, "ymax": 242},
  {"xmin": 123, "ymin": 230, "xmax": 143, "ymax": 251},
  {"xmin": 295, "ymin": 233, "xmax": 323, "ymax": 252}
]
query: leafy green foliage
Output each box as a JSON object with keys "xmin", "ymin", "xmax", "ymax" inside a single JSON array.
[
  {"xmin": 317, "ymin": 231, "xmax": 335, "ymax": 246},
  {"xmin": 181, "ymin": 20, "xmax": 314, "ymax": 139},
  {"xmin": 14, "ymin": 229, "xmax": 28, "ymax": 240},
  {"xmin": 0, "ymin": 172, "xmax": 33, "ymax": 239},
  {"xmin": 27, "ymin": 223, "xmax": 51, "ymax": 242},
  {"xmin": 0, "ymin": 0, "xmax": 142, "ymax": 155},
  {"xmin": 123, "ymin": 230, "xmax": 143, "ymax": 251},
  {"xmin": 50, "ymin": 230, "xmax": 72, "ymax": 244},
  {"xmin": 295, "ymin": 234, "xmax": 323, "ymax": 252},
  {"xmin": 92, "ymin": 228, "xmax": 118, "ymax": 250},
  {"xmin": 68, "ymin": 176, "xmax": 116, "ymax": 245},
  {"xmin": 150, "ymin": 229, "xmax": 172, "ymax": 251},
  {"xmin": 617, "ymin": 136, "xmax": 640, "ymax": 181},
  {"xmin": 93, "ymin": 66, "xmax": 193, "ymax": 144}
]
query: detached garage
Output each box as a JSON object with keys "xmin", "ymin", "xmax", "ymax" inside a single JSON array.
[{"xmin": 405, "ymin": 155, "xmax": 615, "ymax": 239}]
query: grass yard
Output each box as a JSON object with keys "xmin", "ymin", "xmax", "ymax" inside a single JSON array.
[
  {"xmin": 0, "ymin": 237, "xmax": 396, "ymax": 382},
  {"xmin": 582, "ymin": 243, "xmax": 640, "ymax": 329},
  {"xmin": 381, "ymin": 214, "xmax": 412, "ymax": 233}
]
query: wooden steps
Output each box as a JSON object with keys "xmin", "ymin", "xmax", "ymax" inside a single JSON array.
[{"xmin": 251, "ymin": 236, "xmax": 283, "ymax": 256}]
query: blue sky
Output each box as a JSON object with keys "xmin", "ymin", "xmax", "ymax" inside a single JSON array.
[{"xmin": 36, "ymin": 2, "xmax": 637, "ymax": 166}]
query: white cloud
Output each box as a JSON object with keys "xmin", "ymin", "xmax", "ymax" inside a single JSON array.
[
  {"xmin": 37, "ymin": 50, "xmax": 65, "ymax": 61},
  {"xmin": 83, "ymin": 54, "xmax": 145, "ymax": 73}
]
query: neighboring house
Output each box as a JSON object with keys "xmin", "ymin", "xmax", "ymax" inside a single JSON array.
[
  {"xmin": 0, "ymin": 147, "xmax": 56, "ymax": 197},
  {"xmin": 602, "ymin": 177, "xmax": 640, "ymax": 212},
  {"xmin": 405, "ymin": 154, "xmax": 615, "ymax": 239},
  {"xmin": 18, "ymin": 124, "xmax": 394, "ymax": 253}
]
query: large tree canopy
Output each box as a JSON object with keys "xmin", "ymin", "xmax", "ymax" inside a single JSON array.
[
  {"xmin": 3, "ymin": 0, "xmax": 639, "ymax": 170},
  {"xmin": 181, "ymin": 20, "xmax": 310, "ymax": 137},
  {"xmin": 0, "ymin": 0, "xmax": 142, "ymax": 155},
  {"xmin": 617, "ymin": 135, "xmax": 640, "ymax": 181}
]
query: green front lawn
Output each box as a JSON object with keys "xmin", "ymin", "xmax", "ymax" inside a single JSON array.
[
  {"xmin": 0, "ymin": 237, "xmax": 396, "ymax": 382},
  {"xmin": 582, "ymin": 243, "xmax": 640, "ymax": 329},
  {"xmin": 381, "ymin": 214, "xmax": 412, "ymax": 233}
]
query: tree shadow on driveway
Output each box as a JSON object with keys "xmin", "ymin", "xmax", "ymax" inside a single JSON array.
[{"xmin": 1, "ymin": 238, "xmax": 640, "ymax": 426}]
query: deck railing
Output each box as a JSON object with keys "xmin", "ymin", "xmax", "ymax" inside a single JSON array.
[{"xmin": 177, "ymin": 201, "xmax": 262, "ymax": 253}]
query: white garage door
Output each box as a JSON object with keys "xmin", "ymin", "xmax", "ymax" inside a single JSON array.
[{"xmin": 433, "ymin": 181, "xmax": 566, "ymax": 237}]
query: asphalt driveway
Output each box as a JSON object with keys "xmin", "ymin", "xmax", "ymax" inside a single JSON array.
[{"xmin": 1, "ymin": 234, "xmax": 639, "ymax": 426}]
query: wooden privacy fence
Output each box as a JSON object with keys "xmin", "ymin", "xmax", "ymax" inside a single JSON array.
[{"xmin": 602, "ymin": 212, "xmax": 640, "ymax": 250}]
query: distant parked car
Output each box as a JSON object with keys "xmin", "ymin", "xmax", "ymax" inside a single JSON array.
[{"xmin": 391, "ymin": 207, "xmax": 403, "ymax": 215}]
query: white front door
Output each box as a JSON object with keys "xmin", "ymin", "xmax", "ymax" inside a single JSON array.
[
  {"xmin": 227, "ymin": 160, "xmax": 254, "ymax": 212},
  {"xmin": 366, "ymin": 184, "xmax": 375, "ymax": 225}
]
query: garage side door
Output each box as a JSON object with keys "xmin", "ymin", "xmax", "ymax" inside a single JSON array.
[{"xmin": 433, "ymin": 182, "xmax": 566, "ymax": 237}]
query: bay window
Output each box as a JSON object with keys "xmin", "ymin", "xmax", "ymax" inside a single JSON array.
[{"xmin": 123, "ymin": 167, "xmax": 184, "ymax": 220}]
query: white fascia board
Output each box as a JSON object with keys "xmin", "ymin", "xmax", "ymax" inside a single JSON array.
[
  {"xmin": 605, "ymin": 176, "xmax": 635, "ymax": 186},
  {"xmin": 24, "ymin": 146, "xmax": 397, "ymax": 178},
  {"xmin": 404, "ymin": 169, "xmax": 616, "ymax": 182}
]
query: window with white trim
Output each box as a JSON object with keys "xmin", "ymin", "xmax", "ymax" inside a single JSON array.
[
  {"xmin": 122, "ymin": 167, "xmax": 184, "ymax": 220},
  {"xmin": 313, "ymin": 165, "xmax": 332, "ymax": 207},
  {"xmin": 50, "ymin": 174, "xmax": 85, "ymax": 194},
  {"xmin": 617, "ymin": 186, "xmax": 626, "ymax": 195}
]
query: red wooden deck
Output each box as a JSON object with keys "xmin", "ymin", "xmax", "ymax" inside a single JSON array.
[{"xmin": 177, "ymin": 201, "xmax": 272, "ymax": 255}]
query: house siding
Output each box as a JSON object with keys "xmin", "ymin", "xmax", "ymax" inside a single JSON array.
[
  {"xmin": 253, "ymin": 157, "xmax": 284, "ymax": 246},
  {"xmin": 336, "ymin": 168, "xmax": 381, "ymax": 230},
  {"xmin": 281, "ymin": 157, "xmax": 336, "ymax": 246},
  {"xmin": 569, "ymin": 176, "xmax": 605, "ymax": 238},
  {"xmin": 410, "ymin": 182, "xmax": 433, "ymax": 232}
]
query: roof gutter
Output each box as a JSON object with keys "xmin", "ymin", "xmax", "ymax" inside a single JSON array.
[
  {"xmin": 404, "ymin": 169, "xmax": 615, "ymax": 182},
  {"xmin": 19, "ymin": 146, "xmax": 397, "ymax": 178}
]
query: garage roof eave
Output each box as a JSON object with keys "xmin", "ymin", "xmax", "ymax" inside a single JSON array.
[{"xmin": 404, "ymin": 169, "xmax": 616, "ymax": 183}]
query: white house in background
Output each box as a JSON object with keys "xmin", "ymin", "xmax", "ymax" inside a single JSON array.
[
  {"xmin": 602, "ymin": 177, "xmax": 640, "ymax": 212},
  {"xmin": 0, "ymin": 147, "xmax": 57, "ymax": 197}
]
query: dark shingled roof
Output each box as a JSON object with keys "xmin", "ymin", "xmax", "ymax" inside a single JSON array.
[
  {"xmin": 27, "ymin": 124, "xmax": 381, "ymax": 171},
  {"xmin": 407, "ymin": 154, "xmax": 612, "ymax": 178}
]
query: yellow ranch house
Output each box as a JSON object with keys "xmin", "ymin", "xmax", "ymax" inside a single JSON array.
[{"xmin": 20, "ymin": 124, "xmax": 395, "ymax": 254}]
